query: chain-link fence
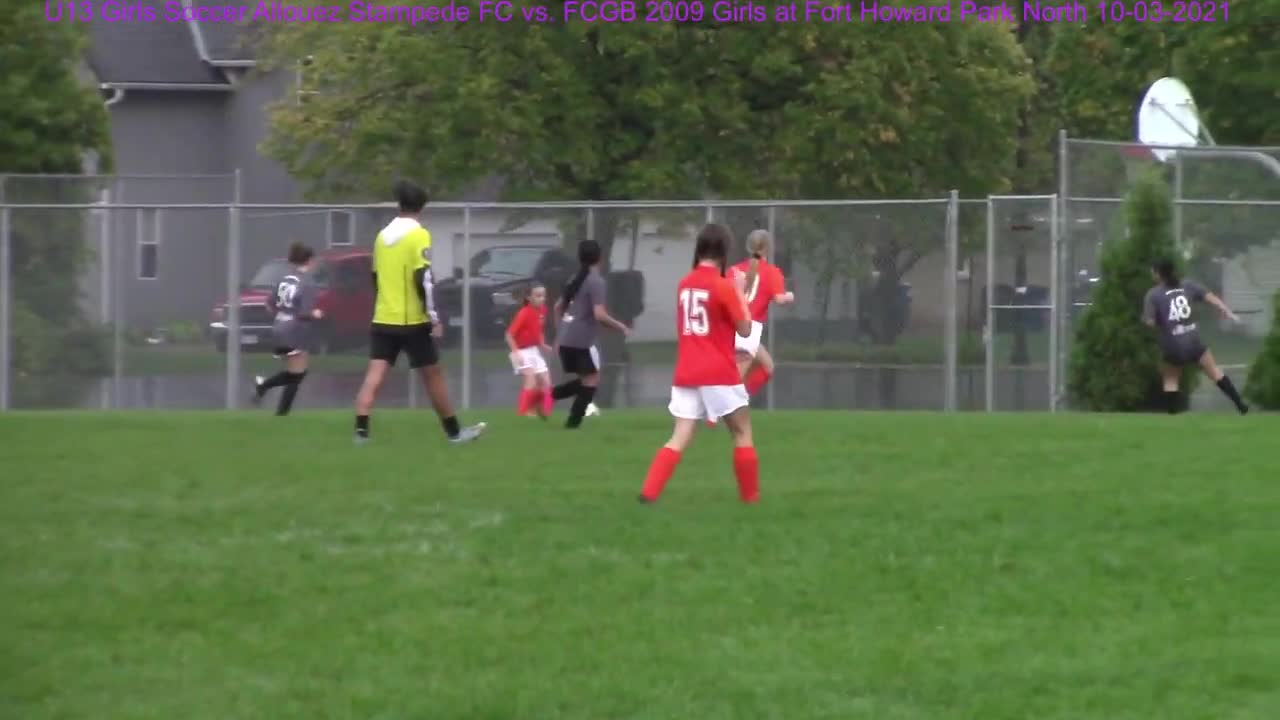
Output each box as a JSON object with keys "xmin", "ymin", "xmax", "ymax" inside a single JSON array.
[
  {"xmin": 5, "ymin": 142, "xmax": 1276, "ymax": 413},
  {"xmin": 1059, "ymin": 136, "xmax": 1280, "ymax": 411}
]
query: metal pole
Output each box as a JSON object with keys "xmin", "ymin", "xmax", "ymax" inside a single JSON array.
[
  {"xmin": 1057, "ymin": 129, "xmax": 1071, "ymax": 410},
  {"xmin": 112, "ymin": 182, "xmax": 125, "ymax": 405},
  {"xmin": 461, "ymin": 205, "xmax": 472, "ymax": 411},
  {"xmin": 586, "ymin": 207, "xmax": 595, "ymax": 242},
  {"xmin": 98, "ymin": 187, "xmax": 111, "ymax": 409},
  {"xmin": 705, "ymin": 204, "xmax": 713, "ymax": 223},
  {"xmin": 0, "ymin": 206, "xmax": 10, "ymax": 411},
  {"xmin": 766, "ymin": 205, "xmax": 777, "ymax": 412},
  {"xmin": 1048, "ymin": 194, "xmax": 1060, "ymax": 413},
  {"xmin": 225, "ymin": 169, "xmax": 242, "ymax": 410},
  {"xmin": 1174, "ymin": 152, "xmax": 1185, "ymax": 256},
  {"xmin": 984, "ymin": 197, "xmax": 996, "ymax": 412},
  {"xmin": 944, "ymin": 190, "xmax": 959, "ymax": 412}
]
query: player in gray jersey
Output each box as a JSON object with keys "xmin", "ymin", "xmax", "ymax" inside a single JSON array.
[
  {"xmin": 1142, "ymin": 258, "xmax": 1248, "ymax": 414},
  {"xmin": 550, "ymin": 240, "xmax": 630, "ymax": 429},
  {"xmin": 252, "ymin": 242, "xmax": 324, "ymax": 415}
]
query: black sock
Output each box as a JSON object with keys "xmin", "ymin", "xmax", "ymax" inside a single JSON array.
[
  {"xmin": 355, "ymin": 414, "xmax": 370, "ymax": 437},
  {"xmin": 552, "ymin": 379, "xmax": 583, "ymax": 401},
  {"xmin": 259, "ymin": 370, "xmax": 291, "ymax": 395},
  {"xmin": 566, "ymin": 386, "xmax": 597, "ymax": 429},
  {"xmin": 441, "ymin": 415, "xmax": 461, "ymax": 438},
  {"xmin": 276, "ymin": 371, "xmax": 306, "ymax": 416},
  {"xmin": 1164, "ymin": 390, "xmax": 1181, "ymax": 415},
  {"xmin": 1216, "ymin": 376, "xmax": 1248, "ymax": 414}
]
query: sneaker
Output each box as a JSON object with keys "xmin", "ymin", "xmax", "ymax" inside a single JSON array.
[
  {"xmin": 448, "ymin": 422, "xmax": 487, "ymax": 444},
  {"xmin": 353, "ymin": 433, "xmax": 369, "ymax": 445},
  {"xmin": 637, "ymin": 494, "xmax": 655, "ymax": 505},
  {"xmin": 585, "ymin": 403, "xmax": 601, "ymax": 417},
  {"xmin": 251, "ymin": 376, "xmax": 265, "ymax": 407}
]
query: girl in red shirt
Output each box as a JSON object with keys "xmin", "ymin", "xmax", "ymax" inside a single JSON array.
[{"xmin": 506, "ymin": 284, "xmax": 554, "ymax": 418}]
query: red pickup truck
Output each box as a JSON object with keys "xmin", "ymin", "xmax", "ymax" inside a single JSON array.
[{"xmin": 209, "ymin": 249, "xmax": 374, "ymax": 353}]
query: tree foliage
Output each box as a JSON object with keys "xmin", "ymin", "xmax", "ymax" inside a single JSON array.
[
  {"xmin": 1067, "ymin": 170, "xmax": 1196, "ymax": 411},
  {"xmin": 0, "ymin": 5, "xmax": 113, "ymax": 400},
  {"xmin": 1245, "ymin": 290, "xmax": 1280, "ymax": 409}
]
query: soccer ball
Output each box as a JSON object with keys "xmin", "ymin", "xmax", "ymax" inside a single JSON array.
[{"xmin": 585, "ymin": 403, "xmax": 601, "ymax": 417}]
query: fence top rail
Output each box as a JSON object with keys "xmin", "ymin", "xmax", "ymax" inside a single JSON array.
[
  {"xmin": 0, "ymin": 198, "xmax": 955, "ymax": 211},
  {"xmin": 1066, "ymin": 137, "xmax": 1280, "ymax": 153},
  {"xmin": 0, "ymin": 173, "xmax": 238, "ymax": 179},
  {"xmin": 1068, "ymin": 197, "xmax": 1280, "ymax": 207},
  {"xmin": 987, "ymin": 194, "xmax": 1058, "ymax": 201}
]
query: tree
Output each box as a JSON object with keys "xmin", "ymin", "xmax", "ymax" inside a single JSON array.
[
  {"xmin": 260, "ymin": 18, "xmax": 1031, "ymax": 266},
  {"xmin": 1067, "ymin": 170, "xmax": 1196, "ymax": 411},
  {"xmin": 0, "ymin": 6, "xmax": 113, "ymax": 404},
  {"xmin": 1244, "ymin": 291, "xmax": 1280, "ymax": 409}
]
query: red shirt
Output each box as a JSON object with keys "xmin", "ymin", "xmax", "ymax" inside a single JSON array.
[
  {"xmin": 508, "ymin": 304, "xmax": 546, "ymax": 349},
  {"xmin": 731, "ymin": 259, "xmax": 785, "ymax": 323},
  {"xmin": 673, "ymin": 265, "xmax": 749, "ymax": 387}
]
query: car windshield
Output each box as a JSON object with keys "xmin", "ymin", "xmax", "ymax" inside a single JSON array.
[
  {"xmin": 248, "ymin": 259, "xmax": 330, "ymax": 288},
  {"xmin": 473, "ymin": 247, "xmax": 545, "ymax": 277},
  {"xmin": 249, "ymin": 259, "xmax": 292, "ymax": 288}
]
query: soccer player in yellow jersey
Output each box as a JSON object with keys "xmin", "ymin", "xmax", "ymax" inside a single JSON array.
[{"xmin": 353, "ymin": 180, "xmax": 486, "ymax": 444}]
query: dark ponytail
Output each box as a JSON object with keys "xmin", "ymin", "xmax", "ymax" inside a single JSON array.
[
  {"xmin": 1153, "ymin": 258, "xmax": 1180, "ymax": 287},
  {"xmin": 561, "ymin": 240, "xmax": 601, "ymax": 314}
]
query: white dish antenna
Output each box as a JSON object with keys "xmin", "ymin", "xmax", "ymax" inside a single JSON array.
[{"xmin": 1136, "ymin": 77, "xmax": 1211, "ymax": 162}]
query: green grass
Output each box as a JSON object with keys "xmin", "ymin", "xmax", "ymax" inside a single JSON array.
[{"xmin": 3, "ymin": 411, "xmax": 1279, "ymax": 719}]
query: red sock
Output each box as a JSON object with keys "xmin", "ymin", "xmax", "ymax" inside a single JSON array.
[
  {"xmin": 542, "ymin": 389, "xmax": 554, "ymax": 415},
  {"xmin": 641, "ymin": 447, "xmax": 682, "ymax": 501},
  {"xmin": 744, "ymin": 366, "xmax": 772, "ymax": 395},
  {"xmin": 517, "ymin": 389, "xmax": 534, "ymax": 415},
  {"xmin": 733, "ymin": 446, "xmax": 759, "ymax": 503}
]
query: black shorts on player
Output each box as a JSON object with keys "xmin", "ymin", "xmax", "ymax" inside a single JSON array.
[
  {"xmin": 370, "ymin": 323, "xmax": 438, "ymax": 369},
  {"xmin": 1158, "ymin": 336, "xmax": 1207, "ymax": 368},
  {"xmin": 558, "ymin": 345, "xmax": 599, "ymax": 376}
]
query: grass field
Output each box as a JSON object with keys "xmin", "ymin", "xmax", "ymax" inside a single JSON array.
[{"xmin": 3, "ymin": 411, "xmax": 1279, "ymax": 719}]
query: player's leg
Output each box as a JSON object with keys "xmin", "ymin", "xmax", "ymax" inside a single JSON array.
[
  {"xmin": 537, "ymin": 371, "xmax": 554, "ymax": 418},
  {"xmin": 254, "ymin": 350, "xmax": 294, "ymax": 405},
  {"xmin": 354, "ymin": 330, "xmax": 398, "ymax": 440},
  {"xmin": 275, "ymin": 350, "xmax": 309, "ymax": 416},
  {"xmin": 565, "ymin": 346, "xmax": 601, "ymax": 429},
  {"xmin": 712, "ymin": 386, "xmax": 758, "ymax": 503},
  {"xmin": 551, "ymin": 347, "xmax": 584, "ymax": 403},
  {"xmin": 639, "ymin": 387, "xmax": 702, "ymax": 503},
  {"xmin": 744, "ymin": 344, "xmax": 775, "ymax": 395},
  {"xmin": 517, "ymin": 368, "xmax": 539, "ymax": 417},
  {"xmin": 411, "ymin": 328, "xmax": 485, "ymax": 442},
  {"xmin": 1159, "ymin": 361, "xmax": 1182, "ymax": 414},
  {"xmin": 1198, "ymin": 347, "xmax": 1249, "ymax": 414}
]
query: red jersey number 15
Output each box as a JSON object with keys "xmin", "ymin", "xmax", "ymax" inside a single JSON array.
[{"xmin": 680, "ymin": 288, "xmax": 710, "ymax": 336}]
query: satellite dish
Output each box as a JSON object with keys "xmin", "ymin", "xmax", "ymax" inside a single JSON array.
[{"xmin": 1136, "ymin": 77, "xmax": 1206, "ymax": 162}]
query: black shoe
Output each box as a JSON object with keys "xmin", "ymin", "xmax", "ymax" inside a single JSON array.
[{"xmin": 637, "ymin": 495, "xmax": 654, "ymax": 505}]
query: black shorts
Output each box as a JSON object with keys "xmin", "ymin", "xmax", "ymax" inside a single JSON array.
[
  {"xmin": 272, "ymin": 346, "xmax": 303, "ymax": 359},
  {"xmin": 1159, "ymin": 336, "xmax": 1207, "ymax": 367},
  {"xmin": 370, "ymin": 324, "xmax": 438, "ymax": 369},
  {"xmin": 559, "ymin": 345, "xmax": 600, "ymax": 375}
]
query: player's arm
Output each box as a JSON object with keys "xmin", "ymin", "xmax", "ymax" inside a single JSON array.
[
  {"xmin": 299, "ymin": 281, "xmax": 323, "ymax": 320},
  {"xmin": 589, "ymin": 277, "xmax": 629, "ymax": 334},
  {"xmin": 411, "ymin": 232, "xmax": 439, "ymax": 324},
  {"xmin": 505, "ymin": 309, "xmax": 525, "ymax": 353},
  {"xmin": 725, "ymin": 277, "xmax": 752, "ymax": 337},
  {"xmin": 772, "ymin": 268, "xmax": 795, "ymax": 305},
  {"xmin": 1202, "ymin": 290, "xmax": 1240, "ymax": 322}
]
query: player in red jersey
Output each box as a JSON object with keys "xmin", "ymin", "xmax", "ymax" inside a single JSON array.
[
  {"xmin": 505, "ymin": 284, "xmax": 554, "ymax": 418},
  {"xmin": 706, "ymin": 229, "xmax": 793, "ymax": 426},
  {"xmin": 639, "ymin": 224, "xmax": 759, "ymax": 504}
]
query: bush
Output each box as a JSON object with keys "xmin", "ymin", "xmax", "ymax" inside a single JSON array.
[
  {"xmin": 1244, "ymin": 290, "xmax": 1280, "ymax": 409},
  {"xmin": 1067, "ymin": 169, "xmax": 1198, "ymax": 411}
]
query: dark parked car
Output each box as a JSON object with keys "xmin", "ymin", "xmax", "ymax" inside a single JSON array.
[{"xmin": 433, "ymin": 245, "xmax": 578, "ymax": 344}]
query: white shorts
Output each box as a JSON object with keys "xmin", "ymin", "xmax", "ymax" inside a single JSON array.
[
  {"xmin": 511, "ymin": 347, "xmax": 549, "ymax": 375},
  {"xmin": 734, "ymin": 321, "xmax": 764, "ymax": 358},
  {"xmin": 669, "ymin": 385, "xmax": 749, "ymax": 422}
]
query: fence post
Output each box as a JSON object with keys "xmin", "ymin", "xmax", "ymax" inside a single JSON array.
[
  {"xmin": 766, "ymin": 205, "xmax": 777, "ymax": 412},
  {"xmin": 461, "ymin": 205, "xmax": 472, "ymax": 411},
  {"xmin": 1057, "ymin": 129, "xmax": 1071, "ymax": 411},
  {"xmin": 705, "ymin": 204, "xmax": 713, "ymax": 223},
  {"xmin": 1048, "ymin": 194, "xmax": 1060, "ymax": 412},
  {"xmin": 1173, "ymin": 152, "xmax": 1185, "ymax": 255},
  {"xmin": 0, "ymin": 205, "xmax": 10, "ymax": 411},
  {"xmin": 225, "ymin": 170, "xmax": 242, "ymax": 410},
  {"xmin": 984, "ymin": 197, "xmax": 996, "ymax": 412},
  {"xmin": 112, "ymin": 179, "xmax": 124, "ymax": 405},
  {"xmin": 944, "ymin": 190, "xmax": 959, "ymax": 412}
]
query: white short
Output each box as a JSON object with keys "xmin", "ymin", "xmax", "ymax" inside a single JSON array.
[
  {"xmin": 669, "ymin": 384, "xmax": 749, "ymax": 422},
  {"xmin": 511, "ymin": 347, "xmax": 549, "ymax": 375},
  {"xmin": 734, "ymin": 321, "xmax": 764, "ymax": 357}
]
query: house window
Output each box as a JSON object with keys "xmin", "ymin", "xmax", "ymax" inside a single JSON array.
[
  {"xmin": 327, "ymin": 210, "xmax": 354, "ymax": 246},
  {"xmin": 136, "ymin": 209, "xmax": 160, "ymax": 280}
]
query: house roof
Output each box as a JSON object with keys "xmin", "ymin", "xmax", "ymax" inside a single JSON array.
[{"xmin": 89, "ymin": 17, "xmax": 229, "ymax": 85}]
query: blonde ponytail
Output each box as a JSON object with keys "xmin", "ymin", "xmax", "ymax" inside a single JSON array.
[{"xmin": 744, "ymin": 229, "xmax": 771, "ymax": 299}]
